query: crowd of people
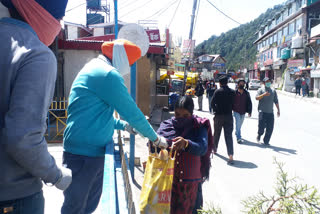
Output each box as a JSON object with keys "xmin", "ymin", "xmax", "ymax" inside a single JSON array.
[
  {"xmin": 294, "ymin": 76, "xmax": 311, "ymax": 97},
  {"xmin": 189, "ymin": 76, "xmax": 280, "ymax": 165}
]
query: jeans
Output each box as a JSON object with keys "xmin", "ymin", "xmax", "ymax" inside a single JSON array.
[
  {"xmin": 198, "ymin": 96, "xmax": 203, "ymax": 110},
  {"xmin": 208, "ymin": 96, "xmax": 213, "ymax": 113},
  {"xmin": 0, "ymin": 191, "xmax": 44, "ymax": 214},
  {"xmin": 233, "ymin": 112, "xmax": 245, "ymax": 140},
  {"xmin": 61, "ymin": 152, "xmax": 104, "ymax": 214},
  {"xmin": 295, "ymin": 86, "xmax": 301, "ymax": 95},
  {"xmin": 258, "ymin": 112, "xmax": 274, "ymax": 145},
  {"xmin": 213, "ymin": 114, "xmax": 234, "ymax": 156}
]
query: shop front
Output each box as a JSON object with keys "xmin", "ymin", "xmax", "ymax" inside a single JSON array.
[
  {"xmin": 283, "ymin": 59, "xmax": 304, "ymax": 92},
  {"xmin": 311, "ymin": 65, "xmax": 320, "ymax": 96}
]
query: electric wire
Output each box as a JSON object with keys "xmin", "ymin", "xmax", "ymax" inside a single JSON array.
[{"xmin": 205, "ymin": 0, "xmax": 241, "ymax": 25}]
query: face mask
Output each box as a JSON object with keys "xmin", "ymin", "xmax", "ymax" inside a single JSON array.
[
  {"xmin": 238, "ymin": 85, "xmax": 244, "ymax": 89},
  {"xmin": 172, "ymin": 116, "xmax": 193, "ymax": 129},
  {"xmin": 11, "ymin": 0, "xmax": 62, "ymax": 46},
  {"xmin": 112, "ymin": 42, "xmax": 130, "ymax": 76},
  {"xmin": 265, "ymin": 82, "xmax": 272, "ymax": 88}
]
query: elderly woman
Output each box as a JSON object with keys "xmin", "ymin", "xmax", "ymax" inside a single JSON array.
[{"xmin": 156, "ymin": 96, "xmax": 214, "ymax": 214}]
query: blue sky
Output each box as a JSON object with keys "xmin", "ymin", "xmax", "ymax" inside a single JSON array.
[{"xmin": 64, "ymin": 0, "xmax": 286, "ymax": 45}]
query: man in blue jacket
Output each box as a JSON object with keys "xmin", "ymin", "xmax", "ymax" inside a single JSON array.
[{"xmin": 62, "ymin": 39, "xmax": 168, "ymax": 214}]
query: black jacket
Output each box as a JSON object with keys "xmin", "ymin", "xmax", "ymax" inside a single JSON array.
[
  {"xmin": 195, "ymin": 83, "xmax": 205, "ymax": 96},
  {"xmin": 211, "ymin": 86, "xmax": 235, "ymax": 115}
]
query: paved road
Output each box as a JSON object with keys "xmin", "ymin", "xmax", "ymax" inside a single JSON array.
[{"xmin": 194, "ymin": 85, "xmax": 320, "ymax": 213}]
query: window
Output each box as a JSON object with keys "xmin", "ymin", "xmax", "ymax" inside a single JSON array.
[
  {"xmin": 296, "ymin": 17, "xmax": 303, "ymax": 32},
  {"xmin": 278, "ymin": 29, "xmax": 283, "ymax": 43},
  {"xmin": 269, "ymin": 36, "xmax": 273, "ymax": 44},
  {"xmin": 277, "ymin": 47, "xmax": 281, "ymax": 58},
  {"xmin": 273, "ymin": 34, "xmax": 277, "ymax": 44},
  {"xmin": 283, "ymin": 26, "xmax": 288, "ymax": 36},
  {"xmin": 271, "ymin": 51, "xmax": 273, "ymax": 59},
  {"xmin": 288, "ymin": 5, "xmax": 292, "ymax": 16},
  {"xmin": 276, "ymin": 15, "xmax": 282, "ymax": 25},
  {"xmin": 289, "ymin": 22, "xmax": 295, "ymax": 35}
]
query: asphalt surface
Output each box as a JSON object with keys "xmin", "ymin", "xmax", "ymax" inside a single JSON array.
[{"xmin": 195, "ymin": 84, "xmax": 320, "ymax": 213}]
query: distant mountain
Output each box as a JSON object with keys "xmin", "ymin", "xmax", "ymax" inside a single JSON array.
[{"xmin": 194, "ymin": 5, "xmax": 283, "ymax": 70}]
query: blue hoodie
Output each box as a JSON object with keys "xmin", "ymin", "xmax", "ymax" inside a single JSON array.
[{"xmin": 63, "ymin": 55, "xmax": 157, "ymax": 157}]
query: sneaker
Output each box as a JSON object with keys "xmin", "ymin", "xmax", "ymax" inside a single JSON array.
[
  {"xmin": 237, "ymin": 139, "xmax": 242, "ymax": 144},
  {"xmin": 240, "ymin": 139, "xmax": 245, "ymax": 144},
  {"xmin": 256, "ymin": 135, "xmax": 261, "ymax": 143}
]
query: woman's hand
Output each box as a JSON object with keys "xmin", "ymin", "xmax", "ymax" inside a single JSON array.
[{"xmin": 172, "ymin": 137, "xmax": 188, "ymax": 151}]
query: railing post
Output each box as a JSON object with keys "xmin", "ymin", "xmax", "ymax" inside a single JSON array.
[{"xmin": 130, "ymin": 63, "xmax": 137, "ymax": 179}]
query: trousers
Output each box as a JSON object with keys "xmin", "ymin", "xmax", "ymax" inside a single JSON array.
[
  {"xmin": 213, "ymin": 114, "xmax": 234, "ymax": 156},
  {"xmin": 258, "ymin": 112, "xmax": 274, "ymax": 145},
  {"xmin": 61, "ymin": 152, "xmax": 104, "ymax": 214}
]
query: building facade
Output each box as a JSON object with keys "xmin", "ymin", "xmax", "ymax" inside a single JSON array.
[{"xmin": 254, "ymin": 0, "xmax": 320, "ymax": 92}]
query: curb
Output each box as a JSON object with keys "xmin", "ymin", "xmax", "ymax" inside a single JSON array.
[{"xmin": 277, "ymin": 90, "xmax": 320, "ymax": 105}]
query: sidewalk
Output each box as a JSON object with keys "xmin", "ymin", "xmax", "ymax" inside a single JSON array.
[{"xmin": 277, "ymin": 89, "xmax": 320, "ymax": 105}]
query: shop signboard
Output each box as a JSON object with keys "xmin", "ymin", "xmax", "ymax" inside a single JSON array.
[
  {"xmin": 311, "ymin": 70, "xmax": 320, "ymax": 78},
  {"xmin": 287, "ymin": 59, "xmax": 304, "ymax": 68},
  {"xmin": 254, "ymin": 62, "xmax": 258, "ymax": 70},
  {"xmin": 311, "ymin": 23, "xmax": 320, "ymax": 38},
  {"xmin": 213, "ymin": 63, "xmax": 225, "ymax": 67},
  {"xmin": 147, "ymin": 30, "xmax": 161, "ymax": 43}
]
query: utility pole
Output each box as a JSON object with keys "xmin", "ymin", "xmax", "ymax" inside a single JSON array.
[{"xmin": 183, "ymin": 0, "xmax": 198, "ymax": 94}]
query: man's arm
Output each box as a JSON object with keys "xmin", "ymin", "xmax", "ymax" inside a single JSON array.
[
  {"xmin": 256, "ymin": 89, "xmax": 269, "ymax": 101},
  {"xmin": 247, "ymin": 91, "xmax": 253, "ymax": 115},
  {"xmin": 2, "ymin": 50, "xmax": 61, "ymax": 184},
  {"xmin": 99, "ymin": 70, "xmax": 158, "ymax": 141},
  {"xmin": 274, "ymin": 91, "xmax": 280, "ymax": 117}
]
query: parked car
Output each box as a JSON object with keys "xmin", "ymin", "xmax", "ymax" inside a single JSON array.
[{"xmin": 248, "ymin": 79, "xmax": 261, "ymax": 90}]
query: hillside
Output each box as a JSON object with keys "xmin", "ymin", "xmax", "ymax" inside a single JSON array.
[{"xmin": 194, "ymin": 5, "xmax": 283, "ymax": 70}]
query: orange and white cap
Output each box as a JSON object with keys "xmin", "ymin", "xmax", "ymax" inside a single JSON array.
[{"xmin": 101, "ymin": 39, "xmax": 141, "ymax": 66}]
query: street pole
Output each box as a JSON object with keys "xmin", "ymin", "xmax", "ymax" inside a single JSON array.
[{"xmin": 183, "ymin": 0, "xmax": 198, "ymax": 94}]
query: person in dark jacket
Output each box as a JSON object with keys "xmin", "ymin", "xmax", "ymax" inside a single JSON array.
[
  {"xmin": 211, "ymin": 75, "xmax": 236, "ymax": 164},
  {"xmin": 206, "ymin": 82, "xmax": 216, "ymax": 113},
  {"xmin": 294, "ymin": 77, "xmax": 302, "ymax": 96},
  {"xmin": 195, "ymin": 80, "xmax": 205, "ymax": 111},
  {"xmin": 233, "ymin": 79, "xmax": 252, "ymax": 144}
]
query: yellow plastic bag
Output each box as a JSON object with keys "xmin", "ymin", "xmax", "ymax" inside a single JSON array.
[{"xmin": 140, "ymin": 147, "xmax": 175, "ymax": 214}]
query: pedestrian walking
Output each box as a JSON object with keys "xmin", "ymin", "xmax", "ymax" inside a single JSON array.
[
  {"xmin": 62, "ymin": 39, "xmax": 168, "ymax": 214},
  {"xmin": 302, "ymin": 77, "xmax": 307, "ymax": 97},
  {"xmin": 195, "ymin": 80, "xmax": 205, "ymax": 111},
  {"xmin": 294, "ymin": 76, "xmax": 302, "ymax": 96},
  {"xmin": 211, "ymin": 75, "xmax": 236, "ymax": 164},
  {"xmin": 245, "ymin": 79, "xmax": 250, "ymax": 91},
  {"xmin": 206, "ymin": 82, "xmax": 216, "ymax": 113},
  {"xmin": 256, "ymin": 78, "xmax": 280, "ymax": 146},
  {"xmin": 0, "ymin": 0, "xmax": 71, "ymax": 213},
  {"xmin": 233, "ymin": 79, "xmax": 252, "ymax": 144}
]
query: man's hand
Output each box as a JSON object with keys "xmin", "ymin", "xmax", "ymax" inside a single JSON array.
[
  {"xmin": 277, "ymin": 111, "xmax": 280, "ymax": 117},
  {"xmin": 172, "ymin": 137, "xmax": 188, "ymax": 151},
  {"xmin": 263, "ymin": 92, "xmax": 271, "ymax": 97},
  {"xmin": 248, "ymin": 113, "xmax": 251, "ymax": 118}
]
